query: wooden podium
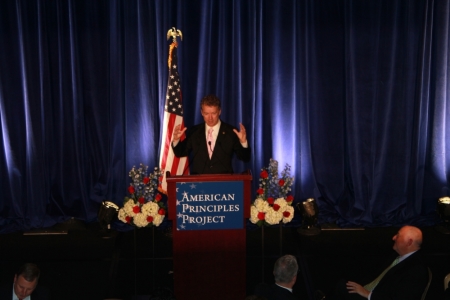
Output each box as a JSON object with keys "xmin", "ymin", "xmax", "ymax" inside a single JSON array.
[{"xmin": 166, "ymin": 171, "xmax": 252, "ymax": 300}]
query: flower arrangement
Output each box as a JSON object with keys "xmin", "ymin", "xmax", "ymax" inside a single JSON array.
[
  {"xmin": 250, "ymin": 159, "xmax": 295, "ymax": 226},
  {"xmin": 118, "ymin": 164, "xmax": 166, "ymax": 227}
]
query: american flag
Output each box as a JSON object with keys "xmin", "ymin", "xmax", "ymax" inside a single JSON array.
[{"xmin": 159, "ymin": 42, "xmax": 189, "ymax": 193}]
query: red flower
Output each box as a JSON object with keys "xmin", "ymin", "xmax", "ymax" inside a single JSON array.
[
  {"xmin": 138, "ymin": 197, "xmax": 145, "ymax": 204},
  {"xmin": 273, "ymin": 204, "xmax": 280, "ymax": 211},
  {"xmin": 155, "ymin": 194, "xmax": 162, "ymax": 202},
  {"xmin": 267, "ymin": 197, "xmax": 274, "ymax": 205},
  {"xmin": 147, "ymin": 216, "xmax": 154, "ymax": 223},
  {"xmin": 158, "ymin": 208, "xmax": 166, "ymax": 216},
  {"xmin": 143, "ymin": 177, "xmax": 150, "ymax": 184},
  {"xmin": 133, "ymin": 205, "xmax": 140, "ymax": 214},
  {"xmin": 283, "ymin": 211, "xmax": 291, "ymax": 218},
  {"xmin": 128, "ymin": 186, "xmax": 135, "ymax": 194},
  {"xmin": 286, "ymin": 195, "xmax": 294, "ymax": 203},
  {"xmin": 260, "ymin": 170, "xmax": 269, "ymax": 179},
  {"xmin": 257, "ymin": 212, "xmax": 265, "ymax": 220},
  {"xmin": 125, "ymin": 216, "xmax": 132, "ymax": 223},
  {"xmin": 257, "ymin": 188, "xmax": 264, "ymax": 195},
  {"xmin": 279, "ymin": 179, "xmax": 285, "ymax": 186}
]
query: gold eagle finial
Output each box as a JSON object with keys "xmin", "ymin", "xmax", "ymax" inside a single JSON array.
[{"xmin": 167, "ymin": 27, "xmax": 183, "ymax": 43}]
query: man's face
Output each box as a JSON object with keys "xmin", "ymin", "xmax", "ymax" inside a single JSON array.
[
  {"xmin": 392, "ymin": 227, "xmax": 410, "ymax": 255},
  {"xmin": 201, "ymin": 105, "xmax": 221, "ymax": 127},
  {"xmin": 14, "ymin": 275, "xmax": 37, "ymax": 299}
]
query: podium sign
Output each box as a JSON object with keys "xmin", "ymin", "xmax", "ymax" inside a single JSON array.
[
  {"xmin": 167, "ymin": 172, "xmax": 252, "ymax": 300},
  {"xmin": 176, "ymin": 180, "xmax": 243, "ymax": 230}
]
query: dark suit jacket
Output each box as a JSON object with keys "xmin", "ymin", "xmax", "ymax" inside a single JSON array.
[
  {"xmin": 172, "ymin": 121, "xmax": 251, "ymax": 174},
  {"xmin": 0, "ymin": 283, "xmax": 50, "ymax": 300},
  {"xmin": 254, "ymin": 283, "xmax": 299, "ymax": 300},
  {"xmin": 445, "ymin": 286, "xmax": 450, "ymax": 300},
  {"xmin": 333, "ymin": 250, "xmax": 429, "ymax": 300},
  {"xmin": 370, "ymin": 250, "xmax": 429, "ymax": 300}
]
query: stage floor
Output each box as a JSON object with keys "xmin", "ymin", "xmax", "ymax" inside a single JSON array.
[{"xmin": 0, "ymin": 221, "xmax": 449, "ymax": 299}]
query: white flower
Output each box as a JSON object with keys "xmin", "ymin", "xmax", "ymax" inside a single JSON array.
[
  {"xmin": 123, "ymin": 199, "xmax": 138, "ymax": 216},
  {"xmin": 254, "ymin": 198, "xmax": 270, "ymax": 212},
  {"xmin": 265, "ymin": 208, "xmax": 282, "ymax": 225},
  {"xmin": 274, "ymin": 198, "xmax": 288, "ymax": 210},
  {"xmin": 250, "ymin": 205, "xmax": 263, "ymax": 224},
  {"xmin": 153, "ymin": 214, "xmax": 165, "ymax": 227},
  {"xmin": 133, "ymin": 213, "xmax": 149, "ymax": 227},
  {"xmin": 142, "ymin": 201, "xmax": 159, "ymax": 216},
  {"xmin": 282, "ymin": 205, "xmax": 294, "ymax": 223},
  {"xmin": 118, "ymin": 208, "xmax": 128, "ymax": 223}
]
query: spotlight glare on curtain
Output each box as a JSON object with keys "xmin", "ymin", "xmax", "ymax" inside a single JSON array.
[{"xmin": 0, "ymin": 98, "xmax": 15, "ymax": 176}]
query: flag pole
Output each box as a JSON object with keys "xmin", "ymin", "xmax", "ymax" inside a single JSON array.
[{"xmin": 158, "ymin": 27, "xmax": 188, "ymax": 195}]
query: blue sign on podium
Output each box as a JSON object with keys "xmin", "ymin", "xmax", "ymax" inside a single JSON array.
[{"xmin": 175, "ymin": 180, "xmax": 244, "ymax": 230}]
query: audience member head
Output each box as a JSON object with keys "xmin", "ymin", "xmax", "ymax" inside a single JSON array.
[
  {"xmin": 200, "ymin": 94, "xmax": 221, "ymax": 127},
  {"xmin": 14, "ymin": 263, "xmax": 40, "ymax": 299},
  {"xmin": 392, "ymin": 225, "xmax": 423, "ymax": 256},
  {"xmin": 273, "ymin": 254, "xmax": 298, "ymax": 288}
]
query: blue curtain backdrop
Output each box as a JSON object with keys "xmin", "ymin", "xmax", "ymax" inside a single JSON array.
[{"xmin": 0, "ymin": 0, "xmax": 449, "ymax": 233}]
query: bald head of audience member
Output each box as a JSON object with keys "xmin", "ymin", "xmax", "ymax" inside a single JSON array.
[
  {"xmin": 273, "ymin": 255, "xmax": 298, "ymax": 289},
  {"xmin": 392, "ymin": 225, "xmax": 423, "ymax": 256}
]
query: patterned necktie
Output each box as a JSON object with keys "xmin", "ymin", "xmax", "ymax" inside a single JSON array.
[
  {"xmin": 207, "ymin": 128, "xmax": 214, "ymax": 158},
  {"xmin": 364, "ymin": 256, "xmax": 400, "ymax": 291}
]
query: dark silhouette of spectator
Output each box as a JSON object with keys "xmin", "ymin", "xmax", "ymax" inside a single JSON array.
[
  {"xmin": 445, "ymin": 277, "xmax": 450, "ymax": 300},
  {"xmin": 254, "ymin": 254, "xmax": 300, "ymax": 300},
  {"xmin": 325, "ymin": 225, "xmax": 428, "ymax": 300},
  {"xmin": 0, "ymin": 263, "xmax": 50, "ymax": 299}
]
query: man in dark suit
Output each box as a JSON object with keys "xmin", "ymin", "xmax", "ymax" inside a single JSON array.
[
  {"xmin": 0, "ymin": 263, "xmax": 50, "ymax": 300},
  {"xmin": 254, "ymin": 254, "xmax": 300, "ymax": 300},
  {"xmin": 172, "ymin": 94, "xmax": 250, "ymax": 174},
  {"xmin": 330, "ymin": 225, "xmax": 428, "ymax": 300},
  {"xmin": 445, "ymin": 279, "xmax": 450, "ymax": 300}
]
